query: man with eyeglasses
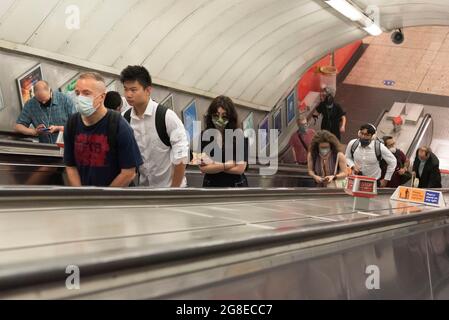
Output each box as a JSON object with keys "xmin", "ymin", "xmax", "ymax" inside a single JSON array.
[{"xmin": 15, "ymin": 80, "xmax": 76, "ymax": 144}]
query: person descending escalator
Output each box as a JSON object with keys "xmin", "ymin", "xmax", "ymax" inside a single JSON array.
[
  {"xmin": 312, "ymin": 87, "xmax": 347, "ymax": 141},
  {"xmin": 412, "ymin": 146, "xmax": 442, "ymax": 188},
  {"xmin": 194, "ymin": 96, "xmax": 249, "ymax": 188},
  {"xmin": 380, "ymin": 136, "xmax": 411, "ymax": 187},
  {"xmin": 63, "ymin": 72, "xmax": 143, "ymax": 187},
  {"xmin": 307, "ymin": 130, "xmax": 348, "ymax": 188},
  {"xmin": 289, "ymin": 115, "xmax": 315, "ymax": 165},
  {"xmin": 345, "ymin": 123, "xmax": 397, "ymax": 188}
]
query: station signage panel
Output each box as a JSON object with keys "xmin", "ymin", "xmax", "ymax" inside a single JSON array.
[
  {"xmin": 345, "ymin": 175, "xmax": 377, "ymax": 199},
  {"xmin": 391, "ymin": 186, "xmax": 446, "ymax": 208}
]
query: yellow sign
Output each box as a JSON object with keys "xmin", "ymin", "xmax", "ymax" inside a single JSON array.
[
  {"xmin": 392, "ymin": 187, "xmax": 445, "ymax": 208},
  {"xmin": 398, "ymin": 186, "xmax": 425, "ymax": 202}
]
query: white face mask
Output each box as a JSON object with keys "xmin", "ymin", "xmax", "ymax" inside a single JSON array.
[
  {"xmin": 76, "ymin": 95, "xmax": 97, "ymax": 117},
  {"xmin": 389, "ymin": 147, "xmax": 397, "ymax": 154},
  {"xmin": 319, "ymin": 148, "xmax": 331, "ymax": 157}
]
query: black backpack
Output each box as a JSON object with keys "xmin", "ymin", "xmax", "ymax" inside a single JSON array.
[
  {"xmin": 350, "ymin": 138, "xmax": 383, "ymax": 164},
  {"xmin": 123, "ymin": 104, "xmax": 171, "ymax": 147},
  {"xmin": 66, "ymin": 109, "xmax": 122, "ymax": 155},
  {"xmin": 66, "ymin": 110, "xmax": 139, "ymax": 187}
]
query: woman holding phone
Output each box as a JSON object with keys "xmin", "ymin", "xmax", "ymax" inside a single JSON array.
[
  {"xmin": 196, "ymin": 96, "xmax": 249, "ymax": 188},
  {"xmin": 307, "ymin": 130, "xmax": 348, "ymax": 188}
]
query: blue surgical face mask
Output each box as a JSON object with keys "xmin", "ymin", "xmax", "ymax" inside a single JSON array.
[{"xmin": 76, "ymin": 95, "xmax": 97, "ymax": 117}]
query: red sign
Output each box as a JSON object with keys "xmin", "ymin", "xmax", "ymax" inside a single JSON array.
[
  {"xmin": 347, "ymin": 177, "xmax": 354, "ymax": 190},
  {"xmin": 359, "ymin": 180, "xmax": 375, "ymax": 193},
  {"xmin": 345, "ymin": 175, "xmax": 377, "ymax": 199}
]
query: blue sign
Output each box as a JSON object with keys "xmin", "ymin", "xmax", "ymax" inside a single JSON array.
[
  {"xmin": 0, "ymin": 86, "xmax": 4, "ymax": 112},
  {"xmin": 286, "ymin": 91, "xmax": 296, "ymax": 125},
  {"xmin": 182, "ymin": 100, "xmax": 197, "ymax": 143},
  {"xmin": 273, "ymin": 109, "xmax": 282, "ymax": 136},
  {"xmin": 425, "ymin": 191, "xmax": 440, "ymax": 205},
  {"xmin": 259, "ymin": 116, "xmax": 269, "ymax": 150}
]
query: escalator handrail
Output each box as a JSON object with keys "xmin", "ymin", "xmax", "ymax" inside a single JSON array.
[
  {"xmin": 0, "ymin": 187, "xmax": 448, "ymax": 292},
  {"xmin": 374, "ymin": 109, "xmax": 389, "ymax": 128},
  {"xmin": 406, "ymin": 113, "xmax": 433, "ymax": 159}
]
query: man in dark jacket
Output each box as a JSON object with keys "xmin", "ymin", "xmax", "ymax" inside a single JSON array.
[
  {"xmin": 312, "ymin": 87, "xmax": 347, "ymax": 141},
  {"xmin": 412, "ymin": 146, "xmax": 442, "ymax": 188}
]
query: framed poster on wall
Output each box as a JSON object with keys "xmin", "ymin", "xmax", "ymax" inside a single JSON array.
[
  {"xmin": 161, "ymin": 94, "xmax": 174, "ymax": 110},
  {"xmin": 17, "ymin": 64, "xmax": 44, "ymax": 108},
  {"xmin": 242, "ymin": 112, "xmax": 255, "ymax": 146},
  {"xmin": 273, "ymin": 108, "xmax": 282, "ymax": 136},
  {"xmin": 286, "ymin": 90, "xmax": 296, "ymax": 125},
  {"xmin": 242, "ymin": 112, "xmax": 254, "ymax": 132},
  {"xmin": 258, "ymin": 116, "xmax": 270, "ymax": 151},
  {"xmin": 0, "ymin": 86, "xmax": 4, "ymax": 112},
  {"xmin": 59, "ymin": 73, "xmax": 79, "ymax": 102},
  {"xmin": 182, "ymin": 100, "xmax": 198, "ymax": 143}
]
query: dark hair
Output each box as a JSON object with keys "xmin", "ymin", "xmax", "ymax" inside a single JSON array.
[
  {"xmin": 205, "ymin": 96, "xmax": 239, "ymax": 130},
  {"xmin": 418, "ymin": 146, "xmax": 432, "ymax": 156},
  {"xmin": 360, "ymin": 123, "xmax": 377, "ymax": 135},
  {"xmin": 309, "ymin": 130, "xmax": 342, "ymax": 161},
  {"xmin": 120, "ymin": 65, "xmax": 152, "ymax": 88},
  {"xmin": 104, "ymin": 91, "xmax": 123, "ymax": 110},
  {"xmin": 382, "ymin": 135, "xmax": 393, "ymax": 145}
]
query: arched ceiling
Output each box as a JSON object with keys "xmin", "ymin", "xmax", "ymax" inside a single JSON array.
[{"xmin": 0, "ymin": 0, "xmax": 448, "ymax": 110}]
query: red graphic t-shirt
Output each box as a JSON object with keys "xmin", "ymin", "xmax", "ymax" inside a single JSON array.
[{"xmin": 74, "ymin": 133, "xmax": 110, "ymax": 167}]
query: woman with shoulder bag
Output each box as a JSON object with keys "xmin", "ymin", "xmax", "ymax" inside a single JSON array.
[{"xmin": 307, "ymin": 130, "xmax": 348, "ymax": 188}]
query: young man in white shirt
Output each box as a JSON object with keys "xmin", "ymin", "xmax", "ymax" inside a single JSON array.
[
  {"xmin": 345, "ymin": 123, "xmax": 397, "ymax": 188},
  {"xmin": 120, "ymin": 66, "xmax": 189, "ymax": 188}
]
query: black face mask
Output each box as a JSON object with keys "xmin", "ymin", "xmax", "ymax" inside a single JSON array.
[
  {"xmin": 325, "ymin": 95, "xmax": 334, "ymax": 106},
  {"xmin": 40, "ymin": 98, "xmax": 52, "ymax": 108},
  {"xmin": 360, "ymin": 138, "xmax": 371, "ymax": 147}
]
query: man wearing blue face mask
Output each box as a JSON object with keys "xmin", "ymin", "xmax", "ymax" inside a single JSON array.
[
  {"xmin": 63, "ymin": 72, "xmax": 143, "ymax": 187},
  {"xmin": 345, "ymin": 123, "xmax": 397, "ymax": 188}
]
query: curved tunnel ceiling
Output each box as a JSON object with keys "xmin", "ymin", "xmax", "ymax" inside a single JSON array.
[{"xmin": 0, "ymin": 0, "xmax": 448, "ymax": 110}]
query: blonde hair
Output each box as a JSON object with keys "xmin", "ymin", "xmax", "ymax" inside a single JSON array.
[
  {"xmin": 79, "ymin": 72, "xmax": 106, "ymax": 84},
  {"xmin": 78, "ymin": 72, "xmax": 106, "ymax": 93}
]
